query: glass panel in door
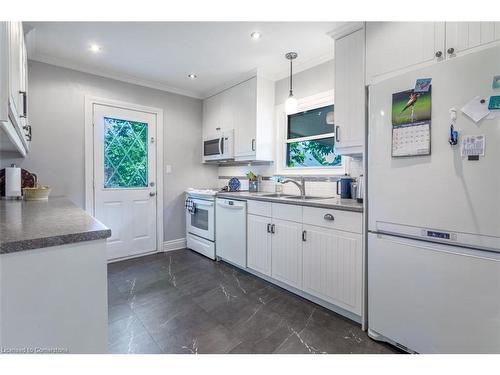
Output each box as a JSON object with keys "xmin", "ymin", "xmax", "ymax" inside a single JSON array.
[{"xmin": 103, "ymin": 117, "xmax": 148, "ymax": 188}]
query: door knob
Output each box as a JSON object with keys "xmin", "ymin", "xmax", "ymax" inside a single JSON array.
[{"xmin": 149, "ymin": 192, "xmax": 156, "ymax": 197}]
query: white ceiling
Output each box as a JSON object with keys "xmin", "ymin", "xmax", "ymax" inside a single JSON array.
[{"xmin": 25, "ymin": 22, "xmax": 345, "ymax": 98}]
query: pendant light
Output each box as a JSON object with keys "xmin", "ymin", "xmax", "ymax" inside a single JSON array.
[{"xmin": 285, "ymin": 52, "xmax": 298, "ymax": 115}]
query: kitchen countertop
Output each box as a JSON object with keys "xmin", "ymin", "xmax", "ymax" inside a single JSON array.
[
  {"xmin": 216, "ymin": 191, "xmax": 363, "ymax": 212},
  {"xmin": 0, "ymin": 197, "xmax": 111, "ymax": 254}
]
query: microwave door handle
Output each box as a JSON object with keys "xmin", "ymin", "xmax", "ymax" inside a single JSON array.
[{"xmin": 218, "ymin": 137, "xmax": 223, "ymax": 155}]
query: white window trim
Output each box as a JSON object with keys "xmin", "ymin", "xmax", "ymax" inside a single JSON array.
[{"xmin": 274, "ymin": 90, "xmax": 350, "ymax": 176}]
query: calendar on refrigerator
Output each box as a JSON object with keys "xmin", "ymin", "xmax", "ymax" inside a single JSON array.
[
  {"xmin": 391, "ymin": 87, "xmax": 432, "ymax": 157},
  {"xmin": 392, "ymin": 122, "xmax": 431, "ymax": 157}
]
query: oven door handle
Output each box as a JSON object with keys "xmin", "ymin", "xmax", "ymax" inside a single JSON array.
[
  {"xmin": 191, "ymin": 200, "xmax": 214, "ymax": 207},
  {"xmin": 218, "ymin": 137, "xmax": 223, "ymax": 155}
]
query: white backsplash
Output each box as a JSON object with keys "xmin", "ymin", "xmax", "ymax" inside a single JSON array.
[{"xmin": 217, "ymin": 157, "xmax": 363, "ymax": 198}]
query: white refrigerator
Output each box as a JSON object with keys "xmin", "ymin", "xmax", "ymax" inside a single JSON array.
[{"xmin": 367, "ymin": 46, "xmax": 500, "ymax": 353}]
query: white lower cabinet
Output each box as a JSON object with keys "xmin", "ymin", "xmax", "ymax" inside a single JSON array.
[
  {"xmin": 247, "ymin": 213, "xmax": 272, "ymax": 276},
  {"xmin": 245, "ymin": 201, "xmax": 363, "ymax": 318},
  {"xmin": 302, "ymin": 224, "xmax": 362, "ymax": 315},
  {"xmin": 271, "ymin": 218, "xmax": 303, "ymax": 289}
]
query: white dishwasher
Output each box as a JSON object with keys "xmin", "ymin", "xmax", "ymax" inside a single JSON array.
[{"xmin": 215, "ymin": 198, "xmax": 247, "ymax": 268}]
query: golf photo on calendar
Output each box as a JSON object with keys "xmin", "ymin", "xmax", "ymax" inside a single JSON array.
[{"xmin": 392, "ymin": 88, "xmax": 432, "ymax": 126}]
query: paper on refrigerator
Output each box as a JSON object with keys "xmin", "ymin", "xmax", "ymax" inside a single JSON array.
[
  {"xmin": 461, "ymin": 96, "xmax": 490, "ymax": 123},
  {"xmin": 460, "ymin": 135, "xmax": 485, "ymax": 157}
]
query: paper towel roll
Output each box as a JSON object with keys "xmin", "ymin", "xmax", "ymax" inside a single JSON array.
[{"xmin": 5, "ymin": 165, "xmax": 21, "ymax": 198}]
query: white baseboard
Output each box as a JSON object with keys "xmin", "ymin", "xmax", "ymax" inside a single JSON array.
[{"xmin": 163, "ymin": 238, "xmax": 187, "ymax": 252}]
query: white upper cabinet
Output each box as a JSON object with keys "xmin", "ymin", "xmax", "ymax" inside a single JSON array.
[
  {"xmin": 202, "ymin": 75, "xmax": 274, "ymax": 162},
  {"xmin": 446, "ymin": 22, "xmax": 500, "ymax": 57},
  {"xmin": 229, "ymin": 78, "xmax": 257, "ymax": 158},
  {"xmin": 202, "ymin": 93, "xmax": 222, "ymax": 137},
  {"xmin": 334, "ymin": 27, "xmax": 365, "ymax": 156},
  {"xmin": 365, "ymin": 22, "xmax": 500, "ymax": 85},
  {"xmin": 366, "ymin": 22, "xmax": 445, "ymax": 84},
  {"xmin": 8, "ymin": 22, "xmax": 23, "ymax": 122},
  {"xmin": 0, "ymin": 21, "xmax": 30, "ymax": 156}
]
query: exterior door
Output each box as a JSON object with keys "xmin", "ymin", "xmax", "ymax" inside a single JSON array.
[{"xmin": 93, "ymin": 104, "xmax": 157, "ymax": 260}]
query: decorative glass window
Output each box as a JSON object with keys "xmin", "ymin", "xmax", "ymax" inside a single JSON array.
[
  {"xmin": 103, "ymin": 117, "xmax": 148, "ymax": 188},
  {"xmin": 285, "ymin": 105, "xmax": 341, "ymax": 168}
]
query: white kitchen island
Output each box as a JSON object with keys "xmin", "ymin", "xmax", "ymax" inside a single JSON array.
[{"xmin": 0, "ymin": 198, "xmax": 111, "ymax": 354}]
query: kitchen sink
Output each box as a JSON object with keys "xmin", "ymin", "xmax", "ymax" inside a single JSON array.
[
  {"xmin": 261, "ymin": 193, "xmax": 294, "ymax": 198},
  {"xmin": 283, "ymin": 195, "xmax": 333, "ymax": 200}
]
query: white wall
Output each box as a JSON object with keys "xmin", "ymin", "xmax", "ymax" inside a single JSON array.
[
  {"xmin": 274, "ymin": 59, "xmax": 334, "ymax": 105},
  {"xmin": 1, "ymin": 61, "xmax": 218, "ymax": 242}
]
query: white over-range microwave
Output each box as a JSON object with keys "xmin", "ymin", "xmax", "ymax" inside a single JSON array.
[{"xmin": 203, "ymin": 129, "xmax": 234, "ymax": 162}]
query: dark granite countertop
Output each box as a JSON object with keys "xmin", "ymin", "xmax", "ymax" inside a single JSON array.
[
  {"xmin": 216, "ymin": 191, "xmax": 363, "ymax": 212},
  {"xmin": 0, "ymin": 197, "xmax": 111, "ymax": 254}
]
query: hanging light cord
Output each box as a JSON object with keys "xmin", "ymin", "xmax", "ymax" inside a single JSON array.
[{"xmin": 289, "ymin": 58, "xmax": 293, "ymax": 96}]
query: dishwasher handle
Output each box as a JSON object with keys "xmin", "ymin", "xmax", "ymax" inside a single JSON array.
[{"xmin": 217, "ymin": 201, "xmax": 245, "ymax": 209}]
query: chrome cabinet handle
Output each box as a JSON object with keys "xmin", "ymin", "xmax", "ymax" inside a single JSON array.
[
  {"xmin": 302, "ymin": 230, "xmax": 307, "ymax": 242},
  {"xmin": 251, "ymin": 139, "xmax": 256, "ymax": 151},
  {"xmin": 271, "ymin": 224, "xmax": 275, "ymax": 234},
  {"xmin": 149, "ymin": 192, "xmax": 156, "ymax": 197},
  {"xmin": 447, "ymin": 47, "xmax": 455, "ymax": 55},
  {"xmin": 19, "ymin": 91, "xmax": 27, "ymax": 118},
  {"xmin": 323, "ymin": 213, "xmax": 335, "ymax": 221},
  {"xmin": 335, "ymin": 126, "xmax": 340, "ymax": 142},
  {"xmin": 435, "ymin": 50, "xmax": 442, "ymax": 58},
  {"xmin": 267, "ymin": 223, "xmax": 271, "ymax": 233}
]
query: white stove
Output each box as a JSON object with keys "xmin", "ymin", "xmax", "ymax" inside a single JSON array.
[{"xmin": 185, "ymin": 188, "xmax": 219, "ymax": 259}]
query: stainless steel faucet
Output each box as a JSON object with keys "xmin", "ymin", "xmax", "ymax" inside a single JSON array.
[{"xmin": 282, "ymin": 177, "xmax": 306, "ymax": 198}]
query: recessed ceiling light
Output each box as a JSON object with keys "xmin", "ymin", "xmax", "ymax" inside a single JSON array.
[
  {"xmin": 188, "ymin": 74, "xmax": 197, "ymax": 79},
  {"xmin": 89, "ymin": 44, "xmax": 102, "ymax": 53},
  {"xmin": 250, "ymin": 31, "xmax": 261, "ymax": 40}
]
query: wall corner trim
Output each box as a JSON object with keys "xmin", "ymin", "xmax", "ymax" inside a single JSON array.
[{"xmin": 163, "ymin": 238, "xmax": 187, "ymax": 252}]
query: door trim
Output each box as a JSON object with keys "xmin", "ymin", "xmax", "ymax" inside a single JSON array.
[{"xmin": 84, "ymin": 95, "xmax": 164, "ymax": 258}]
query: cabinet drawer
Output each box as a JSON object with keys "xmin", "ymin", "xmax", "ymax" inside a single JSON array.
[
  {"xmin": 271, "ymin": 203, "xmax": 302, "ymax": 223},
  {"xmin": 303, "ymin": 207, "xmax": 362, "ymax": 234},
  {"xmin": 247, "ymin": 200, "xmax": 272, "ymax": 217}
]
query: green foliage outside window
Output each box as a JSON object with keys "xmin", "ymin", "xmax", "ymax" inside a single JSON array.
[
  {"xmin": 286, "ymin": 104, "xmax": 341, "ymax": 168},
  {"xmin": 104, "ymin": 117, "xmax": 148, "ymax": 188},
  {"xmin": 287, "ymin": 138, "xmax": 341, "ymax": 168}
]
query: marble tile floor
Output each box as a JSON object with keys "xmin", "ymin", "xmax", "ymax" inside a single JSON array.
[{"xmin": 107, "ymin": 249, "xmax": 401, "ymax": 354}]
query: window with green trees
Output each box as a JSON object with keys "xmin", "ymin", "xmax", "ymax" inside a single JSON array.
[
  {"xmin": 104, "ymin": 117, "xmax": 148, "ymax": 188},
  {"xmin": 286, "ymin": 105, "xmax": 341, "ymax": 168}
]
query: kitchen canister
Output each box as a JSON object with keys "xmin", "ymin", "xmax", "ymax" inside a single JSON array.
[
  {"xmin": 5, "ymin": 164, "xmax": 22, "ymax": 199},
  {"xmin": 336, "ymin": 175, "xmax": 353, "ymax": 199}
]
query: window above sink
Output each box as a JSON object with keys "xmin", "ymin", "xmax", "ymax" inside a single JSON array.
[{"xmin": 275, "ymin": 90, "xmax": 350, "ymax": 176}]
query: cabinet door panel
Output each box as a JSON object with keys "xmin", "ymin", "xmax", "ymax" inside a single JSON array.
[
  {"xmin": 8, "ymin": 22, "xmax": 22, "ymax": 121},
  {"xmin": 334, "ymin": 28, "xmax": 365, "ymax": 154},
  {"xmin": 247, "ymin": 214, "xmax": 272, "ymax": 276},
  {"xmin": 302, "ymin": 225, "xmax": 362, "ymax": 315},
  {"xmin": 232, "ymin": 77, "xmax": 257, "ymax": 157},
  {"xmin": 271, "ymin": 219, "xmax": 302, "ymax": 289},
  {"xmin": 446, "ymin": 22, "xmax": 500, "ymax": 56},
  {"xmin": 366, "ymin": 22, "xmax": 445, "ymax": 83},
  {"xmin": 202, "ymin": 94, "xmax": 222, "ymax": 137},
  {"xmin": 0, "ymin": 22, "xmax": 9, "ymax": 123}
]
